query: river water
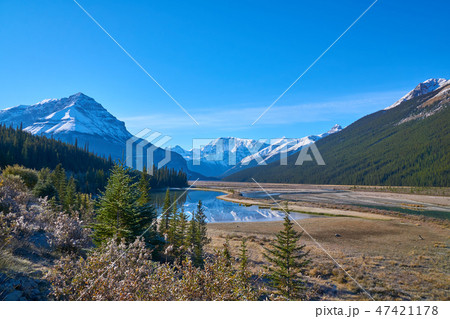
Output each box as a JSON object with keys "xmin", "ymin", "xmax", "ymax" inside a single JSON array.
[{"xmin": 150, "ymin": 189, "xmax": 316, "ymax": 223}]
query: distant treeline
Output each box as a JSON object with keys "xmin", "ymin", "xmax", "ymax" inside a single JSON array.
[
  {"xmin": 144, "ymin": 165, "xmax": 188, "ymax": 189},
  {"xmin": 0, "ymin": 125, "xmax": 188, "ymax": 193}
]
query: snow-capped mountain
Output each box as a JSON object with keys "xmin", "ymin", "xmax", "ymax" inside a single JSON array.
[
  {"xmin": 171, "ymin": 137, "xmax": 271, "ymax": 177},
  {"xmin": 0, "ymin": 93, "xmax": 132, "ymax": 158},
  {"xmin": 396, "ymin": 82, "xmax": 450, "ymax": 125},
  {"xmin": 385, "ymin": 78, "xmax": 449, "ymax": 110},
  {"xmin": 0, "ymin": 93, "xmax": 191, "ymax": 174},
  {"xmin": 172, "ymin": 125, "xmax": 342, "ymax": 177},
  {"xmin": 239, "ymin": 124, "xmax": 342, "ymax": 166},
  {"xmin": 198, "ymin": 137, "xmax": 270, "ymax": 164}
]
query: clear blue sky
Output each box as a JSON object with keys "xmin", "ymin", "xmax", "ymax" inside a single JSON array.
[{"xmin": 1, "ymin": 0, "xmax": 449, "ymax": 148}]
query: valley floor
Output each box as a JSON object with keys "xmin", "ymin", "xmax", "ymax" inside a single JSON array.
[{"xmin": 200, "ymin": 181, "xmax": 450, "ymax": 300}]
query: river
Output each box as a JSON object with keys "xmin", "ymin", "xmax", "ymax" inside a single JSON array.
[{"xmin": 150, "ymin": 189, "xmax": 316, "ymax": 223}]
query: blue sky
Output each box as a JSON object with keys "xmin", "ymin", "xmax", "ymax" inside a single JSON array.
[{"xmin": 0, "ymin": 0, "xmax": 449, "ymax": 148}]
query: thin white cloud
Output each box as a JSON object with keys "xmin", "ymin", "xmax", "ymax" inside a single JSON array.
[{"xmin": 120, "ymin": 90, "xmax": 403, "ymax": 131}]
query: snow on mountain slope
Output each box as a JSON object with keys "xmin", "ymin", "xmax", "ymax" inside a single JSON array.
[
  {"xmin": 0, "ymin": 93, "xmax": 200, "ymax": 176},
  {"xmin": 397, "ymin": 83, "xmax": 450, "ymax": 125},
  {"xmin": 0, "ymin": 92, "xmax": 132, "ymax": 144},
  {"xmin": 170, "ymin": 137, "xmax": 271, "ymax": 177},
  {"xmin": 0, "ymin": 93, "xmax": 191, "ymax": 174},
  {"xmin": 172, "ymin": 125, "xmax": 342, "ymax": 177},
  {"xmin": 200, "ymin": 137, "xmax": 270, "ymax": 163},
  {"xmin": 385, "ymin": 78, "xmax": 449, "ymax": 110},
  {"xmin": 237, "ymin": 125, "xmax": 342, "ymax": 166}
]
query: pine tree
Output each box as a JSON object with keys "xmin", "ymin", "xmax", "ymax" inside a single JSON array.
[
  {"xmin": 167, "ymin": 203, "xmax": 179, "ymax": 254},
  {"xmin": 137, "ymin": 168, "xmax": 151, "ymax": 205},
  {"xmin": 159, "ymin": 188, "xmax": 172, "ymax": 235},
  {"xmin": 239, "ymin": 238, "xmax": 249, "ymax": 276},
  {"xmin": 177, "ymin": 208, "xmax": 189, "ymax": 260},
  {"xmin": 187, "ymin": 208, "xmax": 196, "ymax": 247},
  {"xmin": 191, "ymin": 200, "xmax": 210, "ymax": 267},
  {"xmin": 63, "ymin": 177, "xmax": 77, "ymax": 214},
  {"xmin": 135, "ymin": 171, "xmax": 159, "ymax": 250},
  {"xmin": 52, "ymin": 164, "xmax": 66, "ymax": 203},
  {"xmin": 165, "ymin": 205, "xmax": 189, "ymax": 261},
  {"xmin": 264, "ymin": 215, "xmax": 310, "ymax": 300},
  {"xmin": 222, "ymin": 237, "xmax": 232, "ymax": 267},
  {"xmin": 93, "ymin": 163, "xmax": 157, "ymax": 246},
  {"xmin": 239, "ymin": 237, "xmax": 252, "ymax": 296}
]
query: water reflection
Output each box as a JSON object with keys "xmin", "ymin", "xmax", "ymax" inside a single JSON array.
[{"xmin": 150, "ymin": 189, "xmax": 316, "ymax": 223}]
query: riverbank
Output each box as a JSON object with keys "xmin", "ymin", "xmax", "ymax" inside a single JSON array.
[
  {"xmin": 193, "ymin": 181, "xmax": 450, "ymax": 222},
  {"xmin": 198, "ymin": 181, "xmax": 449, "ymax": 300},
  {"xmin": 216, "ymin": 192, "xmax": 394, "ymax": 220}
]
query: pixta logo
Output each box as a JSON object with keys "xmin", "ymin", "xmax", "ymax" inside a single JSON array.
[
  {"xmin": 190, "ymin": 138, "xmax": 325, "ymax": 166},
  {"xmin": 126, "ymin": 129, "xmax": 172, "ymax": 175}
]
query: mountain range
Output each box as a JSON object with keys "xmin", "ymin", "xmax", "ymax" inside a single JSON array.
[
  {"xmin": 224, "ymin": 78, "xmax": 450, "ymax": 186},
  {"xmin": 1, "ymin": 77, "xmax": 448, "ymax": 185},
  {"xmin": 170, "ymin": 125, "xmax": 342, "ymax": 177},
  {"xmin": 0, "ymin": 93, "xmax": 341, "ymax": 179}
]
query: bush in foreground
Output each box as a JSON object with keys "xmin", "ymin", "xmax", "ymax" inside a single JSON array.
[{"xmin": 48, "ymin": 238, "xmax": 259, "ymax": 301}]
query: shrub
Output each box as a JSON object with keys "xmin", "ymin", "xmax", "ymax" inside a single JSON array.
[
  {"xmin": 33, "ymin": 179, "xmax": 58, "ymax": 199},
  {"xmin": 3, "ymin": 165, "xmax": 39, "ymax": 189},
  {"xmin": 0, "ymin": 212, "xmax": 12, "ymax": 248},
  {"xmin": 0, "ymin": 174, "xmax": 31, "ymax": 214},
  {"xmin": 45, "ymin": 212, "xmax": 92, "ymax": 253},
  {"xmin": 0, "ymin": 176, "xmax": 91, "ymax": 255},
  {"xmin": 48, "ymin": 238, "xmax": 259, "ymax": 301}
]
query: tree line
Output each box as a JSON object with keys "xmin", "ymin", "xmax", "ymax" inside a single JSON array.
[{"xmin": 0, "ymin": 125, "xmax": 188, "ymax": 194}]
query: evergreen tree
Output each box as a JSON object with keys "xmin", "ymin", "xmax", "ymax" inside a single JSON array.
[
  {"xmin": 239, "ymin": 237, "xmax": 252, "ymax": 296},
  {"xmin": 33, "ymin": 168, "xmax": 57, "ymax": 199},
  {"xmin": 264, "ymin": 215, "xmax": 310, "ymax": 300},
  {"xmin": 239, "ymin": 238, "xmax": 249, "ymax": 276},
  {"xmin": 177, "ymin": 208, "xmax": 189, "ymax": 260},
  {"xmin": 222, "ymin": 237, "xmax": 232, "ymax": 267},
  {"xmin": 167, "ymin": 203, "xmax": 179, "ymax": 253},
  {"xmin": 50, "ymin": 164, "xmax": 67, "ymax": 203},
  {"xmin": 63, "ymin": 176, "xmax": 77, "ymax": 214},
  {"xmin": 187, "ymin": 209, "xmax": 196, "ymax": 248},
  {"xmin": 191, "ymin": 200, "xmax": 210, "ymax": 267},
  {"xmin": 159, "ymin": 188, "xmax": 172, "ymax": 235},
  {"xmin": 137, "ymin": 168, "xmax": 151, "ymax": 205},
  {"xmin": 93, "ymin": 163, "xmax": 157, "ymax": 246},
  {"xmin": 135, "ymin": 169, "xmax": 160, "ymax": 250}
]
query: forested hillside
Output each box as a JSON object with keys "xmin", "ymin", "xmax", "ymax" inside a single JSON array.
[
  {"xmin": 0, "ymin": 125, "xmax": 188, "ymax": 192},
  {"xmin": 225, "ymin": 85, "xmax": 450, "ymax": 186}
]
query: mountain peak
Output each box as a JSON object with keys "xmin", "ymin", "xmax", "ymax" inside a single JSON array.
[
  {"xmin": 70, "ymin": 92, "xmax": 88, "ymax": 99},
  {"xmin": 0, "ymin": 93, "xmax": 132, "ymax": 146},
  {"xmin": 328, "ymin": 124, "xmax": 342, "ymax": 134},
  {"xmin": 70, "ymin": 92, "xmax": 96, "ymax": 99},
  {"xmin": 385, "ymin": 78, "xmax": 449, "ymax": 110}
]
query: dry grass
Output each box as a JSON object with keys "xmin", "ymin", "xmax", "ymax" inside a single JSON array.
[{"xmin": 207, "ymin": 216, "xmax": 450, "ymax": 300}]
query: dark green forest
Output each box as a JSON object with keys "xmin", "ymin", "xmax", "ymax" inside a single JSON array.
[
  {"xmin": 0, "ymin": 125, "xmax": 188, "ymax": 193},
  {"xmin": 225, "ymin": 87, "xmax": 450, "ymax": 187}
]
